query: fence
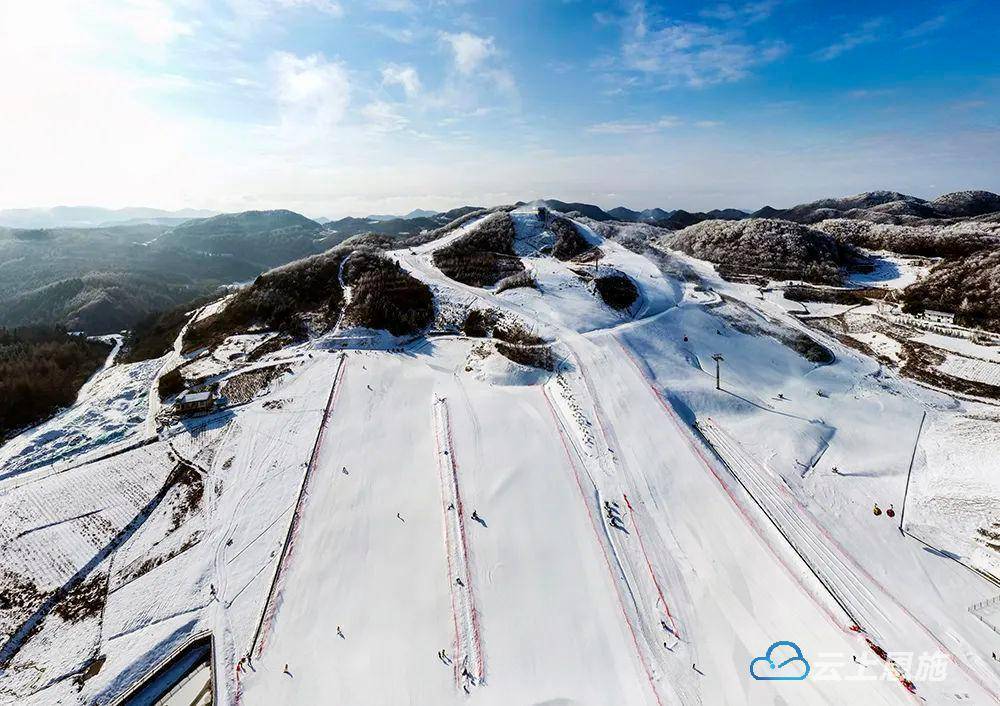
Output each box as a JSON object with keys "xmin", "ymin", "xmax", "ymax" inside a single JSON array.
[{"xmin": 969, "ymin": 595, "xmax": 1000, "ymax": 636}]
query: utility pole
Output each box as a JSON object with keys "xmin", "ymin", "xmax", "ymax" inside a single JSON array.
[
  {"xmin": 898, "ymin": 410, "xmax": 927, "ymax": 533},
  {"xmin": 712, "ymin": 353, "xmax": 724, "ymax": 390}
]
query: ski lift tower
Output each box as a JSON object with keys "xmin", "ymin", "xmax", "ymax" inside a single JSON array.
[{"xmin": 712, "ymin": 353, "xmax": 724, "ymax": 390}]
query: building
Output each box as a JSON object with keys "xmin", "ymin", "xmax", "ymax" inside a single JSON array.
[
  {"xmin": 175, "ymin": 390, "xmax": 214, "ymax": 415},
  {"xmin": 923, "ymin": 310, "xmax": 955, "ymax": 325}
]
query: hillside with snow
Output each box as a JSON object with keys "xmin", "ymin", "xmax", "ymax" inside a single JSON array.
[{"xmin": 1, "ymin": 206, "xmax": 999, "ymax": 706}]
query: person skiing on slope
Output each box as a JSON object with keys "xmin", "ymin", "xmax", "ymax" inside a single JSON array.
[
  {"xmin": 885, "ymin": 504, "xmax": 895, "ymax": 518},
  {"xmin": 873, "ymin": 503, "xmax": 882, "ymax": 516}
]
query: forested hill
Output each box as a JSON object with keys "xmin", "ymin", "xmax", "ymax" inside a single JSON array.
[{"xmin": 0, "ymin": 327, "xmax": 111, "ymax": 442}]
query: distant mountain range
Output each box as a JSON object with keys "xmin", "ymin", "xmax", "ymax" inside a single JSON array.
[
  {"xmin": 2, "ymin": 190, "xmax": 997, "ymax": 334},
  {"xmin": 749, "ymin": 190, "xmax": 1000, "ymax": 225},
  {"xmin": 0, "ymin": 206, "xmax": 218, "ymax": 229}
]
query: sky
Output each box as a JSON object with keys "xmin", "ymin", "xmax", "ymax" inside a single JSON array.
[{"xmin": 1, "ymin": 0, "xmax": 998, "ymax": 217}]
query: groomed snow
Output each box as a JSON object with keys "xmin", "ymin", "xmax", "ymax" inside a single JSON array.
[{"xmin": 2, "ymin": 210, "xmax": 999, "ymax": 706}]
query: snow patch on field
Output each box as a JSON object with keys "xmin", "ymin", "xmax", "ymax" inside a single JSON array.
[
  {"xmin": 937, "ymin": 354, "xmax": 1000, "ymax": 386},
  {"xmin": 0, "ymin": 358, "xmax": 161, "ymax": 481},
  {"xmin": 910, "ymin": 411, "xmax": 1000, "ymax": 574}
]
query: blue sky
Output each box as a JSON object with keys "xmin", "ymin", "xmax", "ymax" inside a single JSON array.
[{"xmin": 1, "ymin": 0, "xmax": 998, "ymax": 216}]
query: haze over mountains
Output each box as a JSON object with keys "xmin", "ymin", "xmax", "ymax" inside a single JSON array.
[{"xmin": 1, "ymin": 189, "xmax": 997, "ymax": 335}]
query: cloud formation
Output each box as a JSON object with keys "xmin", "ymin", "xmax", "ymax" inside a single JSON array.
[
  {"xmin": 382, "ymin": 63, "xmax": 421, "ymax": 97},
  {"xmin": 272, "ymin": 51, "xmax": 351, "ymax": 134},
  {"xmin": 587, "ymin": 116, "xmax": 681, "ymax": 134},
  {"xmin": 441, "ymin": 31, "xmax": 496, "ymax": 75},
  {"xmin": 615, "ymin": 1, "xmax": 787, "ymax": 88},
  {"xmin": 813, "ymin": 18, "xmax": 883, "ymax": 61}
]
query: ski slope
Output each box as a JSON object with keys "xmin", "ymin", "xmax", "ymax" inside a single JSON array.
[{"xmin": 2, "ymin": 208, "xmax": 999, "ymax": 705}]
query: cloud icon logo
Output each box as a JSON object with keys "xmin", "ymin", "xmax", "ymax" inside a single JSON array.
[{"xmin": 750, "ymin": 641, "xmax": 810, "ymax": 681}]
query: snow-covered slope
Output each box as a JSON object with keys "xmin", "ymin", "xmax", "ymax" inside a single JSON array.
[{"xmin": 1, "ymin": 209, "xmax": 998, "ymax": 705}]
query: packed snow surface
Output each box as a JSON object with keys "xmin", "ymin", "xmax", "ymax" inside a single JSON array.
[{"xmin": 1, "ymin": 210, "xmax": 999, "ymax": 706}]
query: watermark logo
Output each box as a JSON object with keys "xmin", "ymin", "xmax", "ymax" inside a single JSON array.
[{"xmin": 750, "ymin": 641, "xmax": 811, "ymax": 681}]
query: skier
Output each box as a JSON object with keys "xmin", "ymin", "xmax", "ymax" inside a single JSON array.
[
  {"xmin": 397, "ymin": 512, "xmax": 405, "ymax": 522},
  {"xmin": 456, "ymin": 577, "xmax": 465, "ymax": 587},
  {"xmin": 885, "ymin": 504, "xmax": 896, "ymax": 518},
  {"xmin": 471, "ymin": 510, "xmax": 481, "ymax": 522},
  {"xmin": 342, "ymin": 466, "xmax": 349, "ymax": 475},
  {"xmin": 873, "ymin": 503, "xmax": 882, "ymax": 516},
  {"xmin": 283, "ymin": 664, "xmax": 291, "ymax": 676},
  {"xmin": 337, "ymin": 626, "xmax": 345, "ymax": 639}
]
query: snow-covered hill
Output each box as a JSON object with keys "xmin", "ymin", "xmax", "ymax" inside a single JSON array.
[{"xmin": 1, "ymin": 207, "xmax": 999, "ymax": 705}]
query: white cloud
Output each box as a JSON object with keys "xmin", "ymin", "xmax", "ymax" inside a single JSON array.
[
  {"xmin": 382, "ymin": 63, "xmax": 421, "ymax": 98},
  {"xmin": 119, "ymin": 0, "xmax": 194, "ymax": 46},
  {"xmin": 616, "ymin": 1, "xmax": 787, "ymax": 88},
  {"xmin": 813, "ymin": 18, "xmax": 884, "ymax": 61},
  {"xmin": 695, "ymin": 120, "xmax": 722, "ymax": 128},
  {"xmin": 288, "ymin": 0, "xmax": 343, "ymax": 15},
  {"xmin": 268, "ymin": 0, "xmax": 343, "ymax": 16},
  {"xmin": 903, "ymin": 14, "xmax": 948, "ymax": 39},
  {"xmin": 587, "ymin": 116, "xmax": 681, "ymax": 134},
  {"xmin": 700, "ymin": 1, "xmax": 779, "ymax": 24},
  {"xmin": 362, "ymin": 101, "xmax": 409, "ymax": 132},
  {"xmin": 440, "ymin": 31, "xmax": 496, "ymax": 75},
  {"xmin": 272, "ymin": 52, "xmax": 351, "ymax": 135},
  {"xmin": 369, "ymin": 0, "xmax": 416, "ymax": 10}
]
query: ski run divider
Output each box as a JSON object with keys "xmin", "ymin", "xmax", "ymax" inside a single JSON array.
[
  {"xmin": 539, "ymin": 385, "xmax": 668, "ymax": 706},
  {"xmin": 432, "ymin": 398, "xmax": 486, "ymax": 693},
  {"xmin": 251, "ymin": 353, "xmax": 347, "ymax": 659}
]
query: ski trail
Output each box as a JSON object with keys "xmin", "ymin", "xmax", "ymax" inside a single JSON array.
[
  {"xmin": 543, "ymin": 372, "xmax": 703, "ymax": 706},
  {"xmin": 432, "ymin": 397, "xmax": 486, "ymax": 693},
  {"xmin": 251, "ymin": 354, "xmax": 348, "ymax": 659},
  {"xmin": 616, "ymin": 338, "xmax": 1000, "ymax": 702},
  {"xmin": 697, "ymin": 418, "xmax": 890, "ymax": 631},
  {"xmin": 540, "ymin": 386, "xmax": 673, "ymax": 706}
]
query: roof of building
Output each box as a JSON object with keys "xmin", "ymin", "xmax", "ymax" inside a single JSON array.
[{"xmin": 178, "ymin": 390, "xmax": 213, "ymax": 404}]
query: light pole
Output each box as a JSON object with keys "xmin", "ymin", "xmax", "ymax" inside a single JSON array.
[
  {"xmin": 898, "ymin": 410, "xmax": 927, "ymax": 533},
  {"xmin": 712, "ymin": 353, "xmax": 724, "ymax": 390}
]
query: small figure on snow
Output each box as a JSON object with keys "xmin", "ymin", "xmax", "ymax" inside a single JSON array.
[
  {"xmin": 337, "ymin": 626, "xmax": 345, "ymax": 639},
  {"xmin": 885, "ymin": 504, "xmax": 895, "ymax": 519},
  {"xmin": 873, "ymin": 503, "xmax": 882, "ymax": 516},
  {"xmin": 397, "ymin": 512, "xmax": 405, "ymax": 523},
  {"xmin": 456, "ymin": 577, "xmax": 465, "ymax": 587},
  {"xmin": 283, "ymin": 664, "xmax": 291, "ymax": 677}
]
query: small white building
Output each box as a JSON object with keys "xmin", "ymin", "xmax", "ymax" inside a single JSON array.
[{"xmin": 923, "ymin": 309, "xmax": 955, "ymax": 325}]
